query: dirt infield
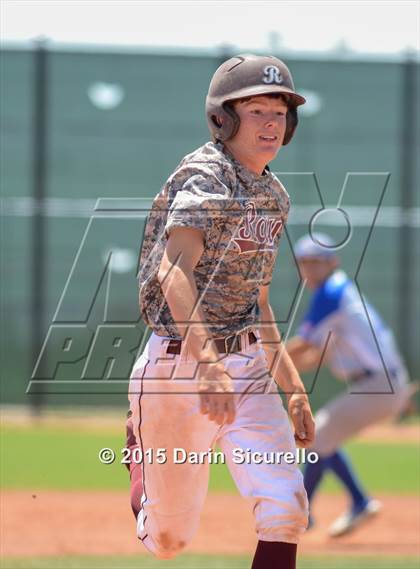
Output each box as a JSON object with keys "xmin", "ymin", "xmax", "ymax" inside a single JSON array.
[{"xmin": 2, "ymin": 491, "xmax": 418, "ymax": 558}]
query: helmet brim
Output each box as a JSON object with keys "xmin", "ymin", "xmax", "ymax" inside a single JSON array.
[{"xmin": 209, "ymin": 84, "xmax": 306, "ymax": 107}]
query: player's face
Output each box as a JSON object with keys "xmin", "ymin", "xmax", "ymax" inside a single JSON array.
[
  {"xmin": 298, "ymin": 257, "xmax": 338, "ymax": 289},
  {"xmin": 224, "ymin": 95, "xmax": 288, "ymax": 174}
]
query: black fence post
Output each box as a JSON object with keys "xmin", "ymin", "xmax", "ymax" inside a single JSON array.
[
  {"xmin": 398, "ymin": 51, "xmax": 419, "ymax": 376},
  {"xmin": 30, "ymin": 38, "xmax": 49, "ymax": 416}
]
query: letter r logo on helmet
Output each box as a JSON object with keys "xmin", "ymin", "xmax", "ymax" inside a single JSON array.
[{"xmin": 263, "ymin": 65, "xmax": 283, "ymax": 85}]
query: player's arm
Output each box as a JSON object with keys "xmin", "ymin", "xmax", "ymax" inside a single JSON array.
[
  {"xmin": 286, "ymin": 336, "xmax": 323, "ymax": 373},
  {"xmin": 158, "ymin": 226, "xmax": 235, "ymax": 425},
  {"xmin": 258, "ymin": 284, "xmax": 315, "ymax": 448}
]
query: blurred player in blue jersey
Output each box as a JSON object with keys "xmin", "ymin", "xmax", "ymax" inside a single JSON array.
[{"xmin": 286, "ymin": 233, "xmax": 411, "ymax": 537}]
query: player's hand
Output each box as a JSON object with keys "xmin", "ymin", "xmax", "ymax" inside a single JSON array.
[
  {"xmin": 198, "ymin": 362, "xmax": 236, "ymax": 425},
  {"xmin": 287, "ymin": 393, "xmax": 315, "ymax": 448}
]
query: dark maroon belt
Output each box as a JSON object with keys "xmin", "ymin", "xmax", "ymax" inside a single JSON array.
[{"xmin": 166, "ymin": 331, "xmax": 258, "ymax": 355}]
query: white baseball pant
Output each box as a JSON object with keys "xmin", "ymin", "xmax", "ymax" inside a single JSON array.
[{"xmin": 128, "ymin": 331, "xmax": 308, "ymax": 559}]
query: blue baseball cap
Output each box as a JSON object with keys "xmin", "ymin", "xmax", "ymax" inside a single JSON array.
[{"xmin": 294, "ymin": 233, "xmax": 338, "ymax": 259}]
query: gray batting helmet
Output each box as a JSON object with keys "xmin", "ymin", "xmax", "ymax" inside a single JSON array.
[{"xmin": 206, "ymin": 54, "xmax": 306, "ymax": 145}]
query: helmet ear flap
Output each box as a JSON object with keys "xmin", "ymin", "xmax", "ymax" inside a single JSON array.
[
  {"xmin": 222, "ymin": 103, "xmax": 240, "ymax": 140},
  {"xmin": 211, "ymin": 115, "xmax": 222, "ymax": 128},
  {"xmin": 283, "ymin": 106, "xmax": 298, "ymax": 146},
  {"xmin": 210, "ymin": 103, "xmax": 240, "ymax": 142}
]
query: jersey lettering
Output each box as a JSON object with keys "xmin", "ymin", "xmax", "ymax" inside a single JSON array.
[{"xmin": 233, "ymin": 201, "xmax": 284, "ymax": 253}]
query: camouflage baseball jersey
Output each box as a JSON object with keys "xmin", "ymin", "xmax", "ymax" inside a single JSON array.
[{"xmin": 138, "ymin": 141, "xmax": 290, "ymax": 338}]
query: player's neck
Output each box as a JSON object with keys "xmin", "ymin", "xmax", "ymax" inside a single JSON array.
[{"xmin": 223, "ymin": 144, "xmax": 267, "ymax": 176}]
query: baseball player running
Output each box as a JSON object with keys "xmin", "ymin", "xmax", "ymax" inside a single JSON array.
[
  {"xmin": 125, "ymin": 54, "xmax": 315, "ymax": 568},
  {"xmin": 287, "ymin": 233, "xmax": 411, "ymax": 537}
]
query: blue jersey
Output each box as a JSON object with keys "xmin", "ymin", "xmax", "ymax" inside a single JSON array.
[{"xmin": 298, "ymin": 271, "xmax": 403, "ymax": 380}]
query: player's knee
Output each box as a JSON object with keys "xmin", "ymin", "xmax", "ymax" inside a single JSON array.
[
  {"xmin": 153, "ymin": 532, "xmax": 187, "ymax": 559},
  {"xmin": 258, "ymin": 488, "xmax": 309, "ymax": 541},
  {"xmin": 283, "ymin": 490, "xmax": 308, "ymax": 531}
]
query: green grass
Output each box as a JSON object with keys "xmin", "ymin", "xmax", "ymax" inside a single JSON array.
[
  {"xmin": 0, "ymin": 424, "xmax": 128, "ymax": 491},
  {"xmin": 0, "ymin": 555, "xmax": 419, "ymax": 569},
  {"xmin": 320, "ymin": 442, "xmax": 420, "ymax": 494},
  {"xmin": 0, "ymin": 424, "xmax": 418, "ymax": 493}
]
